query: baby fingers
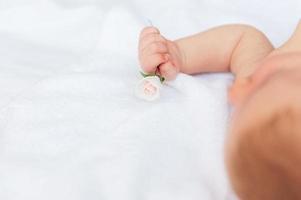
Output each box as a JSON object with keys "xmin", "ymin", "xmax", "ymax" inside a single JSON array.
[
  {"xmin": 159, "ymin": 60, "xmax": 179, "ymax": 81},
  {"xmin": 142, "ymin": 42, "xmax": 168, "ymax": 56},
  {"xmin": 139, "ymin": 33, "xmax": 166, "ymax": 52},
  {"xmin": 140, "ymin": 53, "xmax": 168, "ymax": 73},
  {"xmin": 139, "ymin": 26, "xmax": 160, "ymax": 40}
]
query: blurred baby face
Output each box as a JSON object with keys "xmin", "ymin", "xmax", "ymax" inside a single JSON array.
[
  {"xmin": 231, "ymin": 52, "xmax": 301, "ymax": 133},
  {"xmin": 226, "ymin": 52, "xmax": 301, "ymax": 199},
  {"xmin": 227, "ymin": 52, "xmax": 301, "ymax": 159}
]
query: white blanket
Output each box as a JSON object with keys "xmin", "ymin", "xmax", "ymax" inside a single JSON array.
[{"xmin": 0, "ymin": 0, "xmax": 300, "ymax": 199}]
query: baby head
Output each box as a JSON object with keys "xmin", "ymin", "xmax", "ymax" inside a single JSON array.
[{"xmin": 226, "ymin": 52, "xmax": 301, "ymax": 199}]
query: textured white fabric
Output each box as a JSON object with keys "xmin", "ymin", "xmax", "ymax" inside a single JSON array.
[{"xmin": 0, "ymin": 0, "xmax": 300, "ymax": 199}]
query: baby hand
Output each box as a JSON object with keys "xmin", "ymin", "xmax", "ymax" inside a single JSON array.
[{"xmin": 138, "ymin": 27, "xmax": 183, "ymax": 80}]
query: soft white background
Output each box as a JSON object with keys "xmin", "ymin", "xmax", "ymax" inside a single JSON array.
[{"xmin": 0, "ymin": 0, "xmax": 300, "ymax": 199}]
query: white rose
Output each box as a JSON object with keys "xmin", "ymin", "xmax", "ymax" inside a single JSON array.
[{"xmin": 135, "ymin": 76, "xmax": 162, "ymax": 101}]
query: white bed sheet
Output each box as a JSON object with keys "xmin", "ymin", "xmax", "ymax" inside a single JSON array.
[{"xmin": 0, "ymin": 0, "xmax": 300, "ymax": 199}]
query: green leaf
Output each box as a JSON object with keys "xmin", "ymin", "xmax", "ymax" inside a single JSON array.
[
  {"xmin": 140, "ymin": 71, "xmax": 155, "ymax": 77},
  {"xmin": 140, "ymin": 71, "xmax": 148, "ymax": 77},
  {"xmin": 140, "ymin": 71, "xmax": 165, "ymax": 83}
]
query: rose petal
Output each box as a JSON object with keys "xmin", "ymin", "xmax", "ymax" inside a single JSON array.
[{"xmin": 135, "ymin": 76, "xmax": 161, "ymax": 101}]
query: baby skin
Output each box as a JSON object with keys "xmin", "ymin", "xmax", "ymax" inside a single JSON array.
[{"xmin": 138, "ymin": 21, "xmax": 301, "ymax": 199}]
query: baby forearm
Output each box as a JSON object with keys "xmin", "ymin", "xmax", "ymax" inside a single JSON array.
[{"xmin": 175, "ymin": 24, "xmax": 274, "ymax": 77}]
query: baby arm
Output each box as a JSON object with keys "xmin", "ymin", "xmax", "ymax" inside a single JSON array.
[{"xmin": 139, "ymin": 24, "xmax": 274, "ymax": 80}]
